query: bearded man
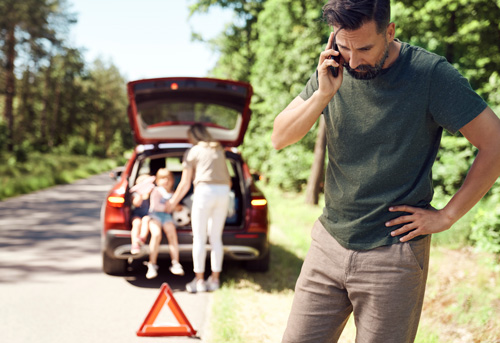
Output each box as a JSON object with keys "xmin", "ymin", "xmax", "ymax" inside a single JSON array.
[{"xmin": 272, "ymin": 0, "xmax": 500, "ymax": 342}]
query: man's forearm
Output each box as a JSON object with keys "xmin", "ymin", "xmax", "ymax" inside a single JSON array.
[
  {"xmin": 272, "ymin": 91, "xmax": 332, "ymax": 150},
  {"xmin": 443, "ymin": 107, "xmax": 500, "ymax": 224}
]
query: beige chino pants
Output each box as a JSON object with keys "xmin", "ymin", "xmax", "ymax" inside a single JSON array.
[{"xmin": 282, "ymin": 220, "xmax": 431, "ymax": 343}]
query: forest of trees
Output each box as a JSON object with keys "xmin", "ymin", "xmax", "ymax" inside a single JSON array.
[{"xmin": 0, "ymin": 0, "xmax": 132, "ymax": 160}]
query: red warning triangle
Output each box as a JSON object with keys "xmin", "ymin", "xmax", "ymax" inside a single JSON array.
[{"xmin": 136, "ymin": 283, "xmax": 197, "ymax": 337}]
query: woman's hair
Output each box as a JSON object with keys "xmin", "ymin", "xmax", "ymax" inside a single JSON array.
[
  {"xmin": 322, "ymin": 0, "xmax": 391, "ymax": 33},
  {"xmin": 188, "ymin": 123, "xmax": 220, "ymax": 148}
]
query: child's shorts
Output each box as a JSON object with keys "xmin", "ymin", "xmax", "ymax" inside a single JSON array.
[
  {"xmin": 131, "ymin": 206, "xmax": 149, "ymax": 219},
  {"xmin": 131, "ymin": 199, "xmax": 150, "ymax": 219},
  {"xmin": 149, "ymin": 211, "xmax": 173, "ymax": 225}
]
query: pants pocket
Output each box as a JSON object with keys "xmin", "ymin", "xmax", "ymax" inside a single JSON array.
[{"xmin": 404, "ymin": 236, "xmax": 431, "ymax": 271}]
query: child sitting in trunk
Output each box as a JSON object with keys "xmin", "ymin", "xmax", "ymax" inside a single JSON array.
[
  {"xmin": 145, "ymin": 168, "xmax": 184, "ymax": 279},
  {"xmin": 129, "ymin": 174, "xmax": 155, "ymax": 255}
]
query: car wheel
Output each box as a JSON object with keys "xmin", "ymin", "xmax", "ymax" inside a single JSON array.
[
  {"xmin": 244, "ymin": 250, "xmax": 270, "ymax": 272},
  {"xmin": 102, "ymin": 252, "xmax": 127, "ymax": 275}
]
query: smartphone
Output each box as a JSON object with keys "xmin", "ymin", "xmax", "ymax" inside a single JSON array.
[{"xmin": 328, "ymin": 37, "xmax": 341, "ymax": 77}]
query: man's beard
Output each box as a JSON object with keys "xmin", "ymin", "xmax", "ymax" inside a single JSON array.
[{"xmin": 344, "ymin": 44, "xmax": 390, "ymax": 80}]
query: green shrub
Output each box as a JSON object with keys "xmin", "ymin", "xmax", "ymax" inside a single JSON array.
[
  {"xmin": 67, "ymin": 136, "xmax": 88, "ymax": 156},
  {"xmin": 14, "ymin": 140, "xmax": 32, "ymax": 163},
  {"xmin": 470, "ymin": 191, "xmax": 500, "ymax": 254},
  {"xmin": 86, "ymin": 143, "xmax": 107, "ymax": 158},
  {"xmin": 432, "ymin": 135, "xmax": 476, "ymax": 197},
  {"xmin": 264, "ymin": 144, "xmax": 315, "ymax": 191},
  {"xmin": 0, "ymin": 152, "xmax": 119, "ymax": 200},
  {"xmin": 108, "ymin": 131, "xmax": 128, "ymax": 157}
]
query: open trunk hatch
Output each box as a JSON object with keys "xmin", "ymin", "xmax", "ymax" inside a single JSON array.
[{"xmin": 127, "ymin": 77, "xmax": 253, "ymax": 147}]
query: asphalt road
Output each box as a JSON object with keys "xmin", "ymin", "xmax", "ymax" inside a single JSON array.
[{"xmin": 0, "ymin": 173, "xmax": 210, "ymax": 343}]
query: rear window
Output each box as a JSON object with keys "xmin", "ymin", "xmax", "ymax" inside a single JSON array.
[{"xmin": 138, "ymin": 101, "xmax": 239, "ymax": 131}]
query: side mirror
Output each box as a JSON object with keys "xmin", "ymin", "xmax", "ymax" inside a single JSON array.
[
  {"xmin": 110, "ymin": 167, "xmax": 125, "ymax": 181},
  {"xmin": 252, "ymin": 173, "xmax": 262, "ymax": 182}
]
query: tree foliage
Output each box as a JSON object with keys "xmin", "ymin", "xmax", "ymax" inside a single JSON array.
[
  {"xmin": 392, "ymin": 0, "xmax": 500, "ymax": 104},
  {"xmin": 189, "ymin": 0, "xmax": 265, "ymax": 82},
  {"xmin": 470, "ymin": 189, "xmax": 500, "ymax": 255},
  {"xmin": 0, "ymin": 0, "xmax": 71, "ymax": 150},
  {"xmin": 0, "ymin": 0, "xmax": 132, "ymax": 158}
]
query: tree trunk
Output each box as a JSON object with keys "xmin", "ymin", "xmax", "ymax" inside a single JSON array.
[
  {"xmin": 50, "ymin": 82, "xmax": 62, "ymax": 147},
  {"xmin": 3, "ymin": 25, "xmax": 16, "ymax": 152},
  {"xmin": 305, "ymin": 116, "xmax": 327, "ymax": 205},
  {"xmin": 40, "ymin": 59, "xmax": 52, "ymax": 147},
  {"xmin": 445, "ymin": 11, "xmax": 457, "ymax": 63}
]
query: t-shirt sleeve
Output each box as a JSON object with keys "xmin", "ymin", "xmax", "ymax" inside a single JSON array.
[
  {"xmin": 429, "ymin": 59, "xmax": 488, "ymax": 134},
  {"xmin": 182, "ymin": 148, "xmax": 195, "ymax": 169},
  {"xmin": 299, "ymin": 71, "xmax": 329, "ymax": 116},
  {"xmin": 299, "ymin": 71, "xmax": 320, "ymax": 101}
]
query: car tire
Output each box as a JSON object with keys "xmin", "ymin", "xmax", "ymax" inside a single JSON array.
[
  {"xmin": 244, "ymin": 249, "xmax": 270, "ymax": 272},
  {"xmin": 102, "ymin": 252, "xmax": 127, "ymax": 275}
]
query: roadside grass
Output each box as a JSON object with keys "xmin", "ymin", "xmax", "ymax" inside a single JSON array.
[
  {"xmin": 206, "ymin": 184, "xmax": 500, "ymax": 343},
  {"xmin": 419, "ymin": 247, "xmax": 500, "ymax": 342},
  {"xmin": 0, "ymin": 152, "xmax": 121, "ymax": 200}
]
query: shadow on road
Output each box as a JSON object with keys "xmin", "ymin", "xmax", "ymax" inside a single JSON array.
[
  {"xmin": 124, "ymin": 259, "xmax": 198, "ymax": 291},
  {"xmin": 122, "ymin": 243, "xmax": 304, "ymax": 293},
  {"xmin": 0, "ymin": 174, "xmax": 112, "ymax": 283}
]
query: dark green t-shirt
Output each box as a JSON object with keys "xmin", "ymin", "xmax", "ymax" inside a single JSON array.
[{"xmin": 299, "ymin": 42, "xmax": 488, "ymax": 250}]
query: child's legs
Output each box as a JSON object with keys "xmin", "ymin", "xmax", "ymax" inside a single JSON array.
[
  {"xmin": 148, "ymin": 219, "xmax": 162, "ymax": 265},
  {"xmin": 163, "ymin": 222, "xmax": 179, "ymax": 262},
  {"xmin": 131, "ymin": 217, "xmax": 142, "ymax": 244},
  {"xmin": 207, "ymin": 187, "xmax": 229, "ymax": 273},
  {"xmin": 139, "ymin": 216, "xmax": 150, "ymax": 241}
]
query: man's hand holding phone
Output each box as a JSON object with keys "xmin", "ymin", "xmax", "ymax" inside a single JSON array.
[{"xmin": 317, "ymin": 29, "xmax": 343, "ymax": 98}]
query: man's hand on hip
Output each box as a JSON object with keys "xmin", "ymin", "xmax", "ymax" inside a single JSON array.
[{"xmin": 385, "ymin": 205, "xmax": 454, "ymax": 242}]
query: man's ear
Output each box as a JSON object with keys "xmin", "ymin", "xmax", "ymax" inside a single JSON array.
[{"xmin": 386, "ymin": 22, "xmax": 396, "ymax": 42}]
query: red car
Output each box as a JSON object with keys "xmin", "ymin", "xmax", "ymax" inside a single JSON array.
[{"xmin": 101, "ymin": 77, "xmax": 270, "ymax": 275}]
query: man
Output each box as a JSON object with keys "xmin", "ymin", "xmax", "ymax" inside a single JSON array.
[{"xmin": 272, "ymin": 0, "xmax": 500, "ymax": 342}]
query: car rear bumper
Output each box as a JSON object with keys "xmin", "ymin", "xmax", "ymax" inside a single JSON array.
[{"xmin": 103, "ymin": 229, "xmax": 269, "ymax": 261}]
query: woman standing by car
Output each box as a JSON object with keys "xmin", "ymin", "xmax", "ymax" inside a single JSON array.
[{"xmin": 166, "ymin": 124, "xmax": 231, "ymax": 292}]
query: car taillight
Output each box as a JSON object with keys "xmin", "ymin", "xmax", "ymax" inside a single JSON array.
[
  {"xmin": 107, "ymin": 196, "xmax": 125, "ymax": 208},
  {"xmin": 107, "ymin": 185, "xmax": 127, "ymax": 208},
  {"xmin": 251, "ymin": 198, "xmax": 267, "ymax": 207},
  {"xmin": 248, "ymin": 195, "xmax": 269, "ymax": 233}
]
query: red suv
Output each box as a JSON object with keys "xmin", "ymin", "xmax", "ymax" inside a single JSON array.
[{"xmin": 101, "ymin": 77, "xmax": 270, "ymax": 275}]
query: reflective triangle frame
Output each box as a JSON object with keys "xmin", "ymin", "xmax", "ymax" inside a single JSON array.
[{"xmin": 136, "ymin": 283, "xmax": 197, "ymax": 337}]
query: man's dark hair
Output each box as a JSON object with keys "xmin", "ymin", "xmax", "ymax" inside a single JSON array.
[{"xmin": 323, "ymin": 0, "xmax": 391, "ymax": 33}]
